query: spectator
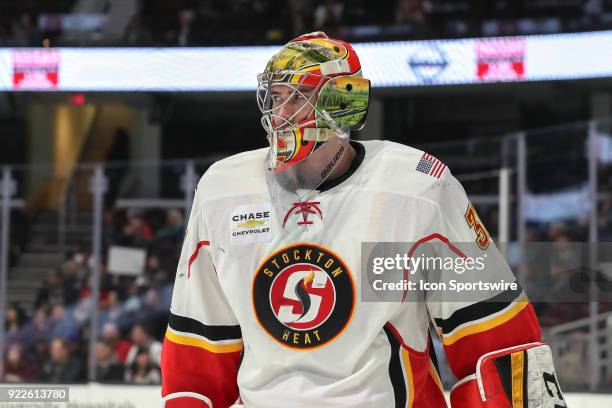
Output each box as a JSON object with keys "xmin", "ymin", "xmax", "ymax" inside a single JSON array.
[
  {"xmin": 252, "ymin": 0, "xmax": 273, "ymax": 15},
  {"xmin": 145, "ymin": 256, "xmax": 169, "ymax": 289},
  {"xmin": 106, "ymin": 128, "xmax": 131, "ymax": 207},
  {"xmin": 584, "ymin": 0, "xmax": 603, "ymax": 25},
  {"xmin": 132, "ymin": 215, "xmax": 154, "ymax": 241},
  {"xmin": 73, "ymin": 293, "xmax": 95, "ymax": 326},
  {"xmin": 124, "ymin": 348, "xmax": 161, "ymax": 385},
  {"xmin": 33, "ymin": 340, "xmax": 50, "ymax": 365},
  {"xmin": 314, "ymin": 0, "xmax": 344, "ymax": 35},
  {"xmin": 156, "ymin": 209, "xmax": 184, "ymax": 242},
  {"xmin": 119, "ymin": 215, "xmax": 153, "ymax": 247},
  {"xmin": 548, "ymin": 224, "xmax": 581, "ymax": 295},
  {"xmin": 0, "ymin": 24, "xmax": 8, "ymax": 47},
  {"xmin": 3, "ymin": 344, "xmax": 37, "ymax": 383},
  {"xmin": 73, "ymin": 249, "xmax": 93, "ymax": 274},
  {"xmin": 198, "ymin": 0, "xmax": 219, "ymax": 20},
  {"xmin": 123, "ymin": 280, "xmax": 142, "ymax": 314},
  {"xmin": 35, "ymin": 270, "xmax": 66, "ymax": 309},
  {"xmin": 123, "ymin": 15, "xmax": 154, "ymax": 46},
  {"xmin": 101, "ymin": 322, "xmax": 132, "ymax": 365},
  {"xmin": 192, "ymin": 0, "xmax": 223, "ymax": 44},
  {"xmin": 99, "ymin": 265, "xmax": 117, "ymax": 308},
  {"xmin": 395, "ymin": 0, "xmax": 426, "ymax": 26},
  {"xmin": 62, "ymin": 260, "xmax": 83, "ymax": 305},
  {"xmin": 9, "ymin": 209, "xmax": 28, "ymax": 267},
  {"xmin": 5, "ymin": 303, "xmax": 26, "ymax": 343},
  {"xmin": 521, "ymin": 226, "xmax": 549, "ymax": 307},
  {"xmin": 598, "ymin": 197, "xmax": 612, "ymax": 242},
  {"xmin": 19, "ymin": 307, "xmax": 52, "ymax": 350},
  {"xmin": 125, "ymin": 324, "xmax": 162, "ymax": 367},
  {"xmin": 39, "ymin": 338, "xmax": 84, "ymax": 383},
  {"xmin": 49, "ymin": 304, "xmax": 77, "ymax": 340},
  {"xmin": 95, "ymin": 340, "xmax": 124, "ymax": 383},
  {"xmin": 140, "ymin": 289, "xmax": 164, "ymax": 319},
  {"xmin": 176, "ymin": 9, "xmax": 199, "ymax": 46},
  {"xmin": 79, "ymin": 268, "xmax": 113, "ymax": 307},
  {"xmin": 103, "ymin": 209, "xmax": 121, "ymax": 245},
  {"xmin": 98, "ymin": 291, "xmax": 123, "ymax": 329},
  {"xmin": 287, "ymin": 0, "xmax": 312, "ymax": 37},
  {"xmin": 10, "ymin": 13, "xmax": 38, "ymax": 46}
]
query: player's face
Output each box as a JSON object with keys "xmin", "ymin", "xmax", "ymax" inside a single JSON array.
[{"xmin": 270, "ymin": 84, "xmax": 316, "ymax": 129}]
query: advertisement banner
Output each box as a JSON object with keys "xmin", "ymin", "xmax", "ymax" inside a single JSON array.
[
  {"xmin": 475, "ymin": 37, "xmax": 526, "ymax": 81},
  {"xmin": 0, "ymin": 30, "xmax": 610, "ymax": 91},
  {"xmin": 11, "ymin": 49, "xmax": 61, "ymax": 90}
]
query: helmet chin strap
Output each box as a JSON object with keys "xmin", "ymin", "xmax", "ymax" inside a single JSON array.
[{"xmin": 302, "ymin": 128, "xmax": 335, "ymax": 142}]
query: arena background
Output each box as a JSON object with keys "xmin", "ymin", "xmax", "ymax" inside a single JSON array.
[{"xmin": 1, "ymin": 0, "xmax": 612, "ymax": 406}]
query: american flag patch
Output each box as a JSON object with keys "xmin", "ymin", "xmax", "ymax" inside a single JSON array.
[{"xmin": 416, "ymin": 152, "xmax": 446, "ymax": 178}]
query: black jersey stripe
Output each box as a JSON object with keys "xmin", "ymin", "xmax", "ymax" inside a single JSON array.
[
  {"xmin": 384, "ymin": 325, "xmax": 407, "ymax": 408},
  {"xmin": 168, "ymin": 312, "xmax": 242, "ymax": 342},
  {"xmin": 433, "ymin": 281, "xmax": 523, "ymax": 335},
  {"xmin": 493, "ymin": 354, "xmax": 513, "ymax": 403}
]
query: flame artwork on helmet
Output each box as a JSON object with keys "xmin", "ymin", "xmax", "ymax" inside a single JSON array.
[{"xmin": 257, "ymin": 32, "xmax": 371, "ymax": 171}]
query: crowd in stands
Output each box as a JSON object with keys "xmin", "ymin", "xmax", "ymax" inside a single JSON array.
[
  {"xmin": 0, "ymin": 0, "xmax": 75, "ymax": 47},
  {"xmin": 2, "ymin": 207, "xmax": 183, "ymax": 384},
  {"xmin": 1, "ymin": 0, "xmax": 612, "ymax": 47},
  {"xmin": 4, "ymin": 191, "xmax": 611, "ymax": 386}
]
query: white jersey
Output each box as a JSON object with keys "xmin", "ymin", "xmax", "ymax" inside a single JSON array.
[{"xmin": 161, "ymin": 141, "xmax": 540, "ymax": 408}]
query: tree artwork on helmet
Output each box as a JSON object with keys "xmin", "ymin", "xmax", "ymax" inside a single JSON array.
[{"xmin": 257, "ymin": 32, "xmax": 371, "ymax": 205}]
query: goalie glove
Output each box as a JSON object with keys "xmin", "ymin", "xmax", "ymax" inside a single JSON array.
[{"xmin": 450, "ymin": 342, "xmax": 567, "ymax": 408}]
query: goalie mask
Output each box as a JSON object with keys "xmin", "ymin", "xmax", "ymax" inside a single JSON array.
[{"xmin": 257, "ymin": 32, "xmax": 370, "ymax": 205}]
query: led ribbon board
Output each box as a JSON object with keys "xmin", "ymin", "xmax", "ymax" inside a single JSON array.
[{"xmin": 0, "ymin": 30, "xmax": 611, "ymax": 91}]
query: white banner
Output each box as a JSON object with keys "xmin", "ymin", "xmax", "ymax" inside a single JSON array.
[
  {"xmin": 107, "ymin": 246, "xmax": 147, "ymax": 276},
  {"xmin": 0, "ymin": 30, "xmax": 611, "ymax": 91},
  {"xmin": 0, "ymin": 385, "xmax": 607, "ymax": 408}
]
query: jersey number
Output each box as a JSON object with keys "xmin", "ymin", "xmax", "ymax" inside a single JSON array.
[
  {"xmin": 543, "ymin": 372, "xmax": 566, "ymax": 407},
  {"xmin": 465, "ymin": 203, "xmax": 490, "ymax": 250}
]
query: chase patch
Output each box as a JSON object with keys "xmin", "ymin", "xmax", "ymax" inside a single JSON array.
[{"xmin": 230, "ymin": 203, "xmax": 272, "ymax": 245}]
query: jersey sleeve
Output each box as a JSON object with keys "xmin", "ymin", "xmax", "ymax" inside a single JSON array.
[
  {"xmin": 424, "ymin": 168, "xmax": 542, "ymax": 382},
  {"xmin": 161, "ymin": 180, "xmax": 242, "ymax": 408}
]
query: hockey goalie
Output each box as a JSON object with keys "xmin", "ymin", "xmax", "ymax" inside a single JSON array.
[{"xmin": 160, "ymin": 32, "xmax": 567, "ymax": 408}]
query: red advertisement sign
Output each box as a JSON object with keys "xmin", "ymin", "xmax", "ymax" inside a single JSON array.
[
  {"xmin": 12, "ymin": 49, "xmax": 61, "ymax": 89},
  {"xmin": 476, "ymin": 38, "xmax": 526, "ymax": 81}
]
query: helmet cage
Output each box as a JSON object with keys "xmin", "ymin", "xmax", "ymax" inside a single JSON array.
[
  {"xmin": 257, "ymin": 69, "xmax": 370, "ymax": 170},
  {"xmin": 257, "ymin": 70, "xmax": 325, "ymax": 131},
  {"xmin": 257, "ymin": 70, "xmax": 330, "ymax": 170},
  {"xmin": 257, "ymin": 32, "xmax": 370, "ymax": 207}
]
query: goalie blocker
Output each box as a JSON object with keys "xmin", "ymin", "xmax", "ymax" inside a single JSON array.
[{"xmin": 450, "ymin": 342, "xmax": 567, "ymax": 408}]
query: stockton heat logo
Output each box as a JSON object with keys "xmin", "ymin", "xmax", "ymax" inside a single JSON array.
[{"xmin": 252, "ymin": 243, "xmax": 355, "ymax": 350}]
